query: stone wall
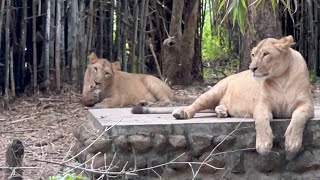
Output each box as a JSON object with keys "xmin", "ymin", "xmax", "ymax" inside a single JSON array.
[{"xmin": 72, "ymin": 110, "xmax": 320, "ymax": 180}]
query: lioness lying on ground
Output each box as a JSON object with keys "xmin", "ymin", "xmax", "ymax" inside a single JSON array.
[
  {"xmin": 81, "ymin": 53, "xmax": 192, "ymax": 108},
  {"xmin": 133, "ymin": 35, "xmax": 314, "ymax": 155}
]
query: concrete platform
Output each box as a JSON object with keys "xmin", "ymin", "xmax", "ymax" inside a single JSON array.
[
  {"xmin": 89, "ymin": 106, "xmax": 320, "ymax": 127},
  {"xmin": 81, "ymin": 106, "xmax": 320, "ymax": 179}
]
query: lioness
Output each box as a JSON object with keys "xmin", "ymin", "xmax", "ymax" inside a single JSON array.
[
  {"xmin": 81, "ymin": 53, "xmax": 191, "ymax": 108},
  {"xmin": 133, "ymin": 36, "xmax": 314, "ymax": 155}
]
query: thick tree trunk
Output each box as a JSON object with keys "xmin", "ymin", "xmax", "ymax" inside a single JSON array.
[
  {"xmin": 240, "ymin": 0, "xmax": 282, "ymax": 71},
  {"xmin": 163, "ymin": 0, "xmax": 199, "ymax": 85}
]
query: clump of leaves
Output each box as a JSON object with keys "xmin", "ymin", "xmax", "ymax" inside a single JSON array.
[
  {"xmin": 48, "ymin": 173, "xmax": 89, "ymax": 180},
  {"xmin": 309, "ymin": 70, "xmax": 318, "ymax": 85}
]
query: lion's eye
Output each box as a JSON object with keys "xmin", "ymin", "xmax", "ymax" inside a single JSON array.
[
  {"xmin": 251, "ymin": 53, "xmax": 255, "ymax": 57},
  {"xmin": 93, "ymin": 67, "xmax": 98, "ymax": 72},
  {"xmin": 263, "ymin": 52, "xmax": 269, "ymax": 57}
]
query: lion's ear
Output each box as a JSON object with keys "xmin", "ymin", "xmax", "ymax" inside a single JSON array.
[
  {"xmin": 88, "ymin": 52, "xmax": 98, "ymax": 64},
  {"xmin": 112, "ymin": 61, "xmax": 121, "ymax": 71},
  {"xmin": 272, "ymin": 35, "xmax": 295, "ymax": 51}
]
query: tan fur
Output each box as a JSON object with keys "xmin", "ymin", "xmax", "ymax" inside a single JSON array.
[
  {"xmin": 81, "ymin": 53, "xmax": 180, "ymax": 108},
  {"xmin": 172, "ymin": 36, "xmax": 314, "ymax": 155}
]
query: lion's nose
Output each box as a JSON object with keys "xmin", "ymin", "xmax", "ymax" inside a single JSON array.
[
  {"xmin": 250, "ymin": 67, "xmax": 258, "ymax": 73},
  {"xmin": 94, "ymin": 80, "xmax": 101, "ymax": 86}
]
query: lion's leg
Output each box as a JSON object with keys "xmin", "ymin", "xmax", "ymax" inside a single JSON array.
[
  {"xmin": 172, "ymin": 83, "xmax": 227, "ymax": 119},
  {"xmin": 253, "ymin": 103, "xmax": 273, "ymax": 155},
  {"xmin": 93, "ymin": 98, "xmax": 119, "ymax": 108},
  {"xmin": 285, "ymin": 103, "xmax": 314, "ymax": 153}
]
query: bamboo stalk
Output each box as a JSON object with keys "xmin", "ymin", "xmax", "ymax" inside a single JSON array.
[
  {"xmin": 0, "ymin": 0, "xmax": 5, "ymax": 55},
  {"xmin": 55, "ymin": 0, "xmax": 61, "ymax": 90},
  {"xmin": 32, "ymin": 0, "xmax": 38, "ymax": 93},
  {"xmin": 87, "ymin": 0, "xmax": 94, "ymax": 53},
  {"xmin": 4, "ymin": 0, "xmax": 11, "ymax": 109},
  {"xmin": 21, "ymin": 0, "xmax": 27, "ymax": 89},
  {"xmin": 44, "ymin": 0, "xmax": 51, "ymax": 89},
  {"xmin": 9, "ymin": 48, "xmax": 15, "ymax": 97},
  {"xmin": 99, "ymin": 0, "xmax": 104, "ymax": 57}
]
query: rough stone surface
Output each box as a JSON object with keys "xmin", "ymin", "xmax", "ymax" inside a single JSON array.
[
  {"xmin": 213, "ymin": 135, "xmax": 236, "ymax": 151},
  {"xmin": 114, "ymin": 135, "xmax": 130, "ymax": 152},
  {"xmin": 198, "ymin": 152, "xmax": 225, "ymax": 174},
  {"xmin": 153, "ymin": 134, "xmax": 167, "ymax": 153},
  {"xmin": 169, "ymin": 153, "xmax": 192, "ymax": 171},
  {"xmin": 189, "ymin": 133, "xmax": 213, "ymax": 156},
  {"xmin": 128, "ymin": 135, "xmax": 152, "ymax": 154},
  {"xmin": 168, "ymin": 135, "xmax": 187, "ymax": 150},
  {"xmin": 286, "ymin": 150, "xmax": 320, "ymax": 172},
  {"xmin": 254, "ymin": 153, "xmax": 283, "ymax": 173},
  {"xmin": 71, "ymin": 107, "xmax": 320, "ymax": 179}
]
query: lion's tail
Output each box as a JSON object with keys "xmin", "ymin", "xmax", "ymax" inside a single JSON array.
[{"xmin": 131, "ymin": 104, "xmax": 214, "ymax": 114}]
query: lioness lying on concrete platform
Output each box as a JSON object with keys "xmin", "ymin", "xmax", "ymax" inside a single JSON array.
[
  {"xmin": 132, "ymin": 36, "xmax": 314, "ymax": 155},
  {"xmin": 81, "ymin": 53, "xmax": 193, "ymax": 108}
]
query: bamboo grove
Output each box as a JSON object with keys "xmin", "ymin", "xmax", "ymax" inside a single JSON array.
[{"xmin": 0, "ymin": 0, "xmax": 320, "ymax": 109}]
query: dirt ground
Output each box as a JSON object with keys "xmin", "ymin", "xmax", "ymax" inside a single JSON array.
[{"xmin": 0, "ymin": 82, "xmax": 319, "ymax": 179}]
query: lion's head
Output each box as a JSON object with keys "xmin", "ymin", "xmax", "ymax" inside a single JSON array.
[
  {"xmin": 87, "ymin": 52, "xmax": 121, "ymax": 89},
  {"xmin": 249, "ymin": 35, "xmax": 295, "ymax": 81}
]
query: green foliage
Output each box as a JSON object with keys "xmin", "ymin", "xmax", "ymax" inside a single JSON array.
[
  {"xmin": 48, "ymin": 173, "xmax": 89, "ymax": 180},
  {"xmin": 309, "ymin": 70, "xmax": 318, "ymax": 85},
  {"xmin": 202, "ymin": 16, "xmax": 229, "ymax": 61},
  {"xmin": 218, "ymin": 0, "xmax": 298, "ymax": 34}
]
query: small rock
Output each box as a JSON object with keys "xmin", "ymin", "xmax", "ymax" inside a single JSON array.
[
  {"xmin": 213, "ymin": 135, "xmax": 236, "ymax": 151},
  {"xmin": 84, "ymin": 138, "xmax": 112, "ymax": 154},
  {"xmin": 286, "ymin": 150, "xmax": 319, "ymax": 172},
  {"xmin": 114, "ymin": 135, "xmax": 130, "ymax": 152},
  {"xmin": 128, "ymin": 135, "xmax": 152, "ymax": 154},
  {"xmin": 148, "ymin": 157, "xmax": 166, "ymax": 177},
  {"xmin": 135, "ymin": 156, "xmax": 147, "ymax": 169},
  {"xmin": 189, "ymin": 133, "xmax": 213, "ymax": 156},
  {"xmin": 153, "ymin": 134, "xmax": 167, "ymax": 153},
  {"xmin": 254, "ymin": 153, "xmax": 282, "ymax": 173},
  {"xmin": 169, "ymin": 153, "xmax": 192, "ymax": 171},
  {"xmin": 198, "ymin": 152, "xmax": 225, "ymax": 174},
  {"xmin": 168, "ymin": 135, "xmax": 187, "ymax": 150},
  {"xmin": 35, "ymin": 141, "xmax": 48, "ymax": 147}
]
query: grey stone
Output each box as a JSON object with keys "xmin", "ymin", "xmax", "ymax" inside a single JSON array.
[
  {"xmin": 114, "ymin": 135, "xmax": 130, "ymax": 152},
  {"xmin": 128, "ymin": 134, "xmax": 152, "ymax": 154},
  {"xmin": 153, "ymin": 134, "xmax": 167, "ymax": 153},
  {"xmin": 169, "ymin": 153, "xmax": 192, "ymax": 171},
  {"xmin": 254, "ymin": 153, "xmax": 283, "ymax": 173},
  {"xmin": 135, "ymin": 156, "xmax": 147, "ymax": 169},
  {"xmin": 286, "ymin": 150, "xmax": 320, "ymax": 172},
  {"xmin": 84, "ymin": 138, "xmax": 112, "ymax": 154},
  {"xmin": 168, "ymin": 135, "xmax": 187, "ymax": 150},
  {"xmin": 189, "ymin": 133, "xmax": 213, "ymax": 156},
  {"xmin": 148, "ymin": 157, "xmax": 166, "ymax": 177},
  {"xmin": 213, "ymin": 135, "xmax": 236, "ymax": 151},
  {"xmin": 198, "ymin": 152, "xmax": 225, "ymax": 174}
]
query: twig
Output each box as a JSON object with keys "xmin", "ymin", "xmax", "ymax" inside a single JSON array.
[
  {"xmin": 0, "ymin": 129, "xmax": 39, "ymax": 133},
  {"xmin": 64, "ymin": 118, "xmax": 123, "ymax": 163},
  {"xmin": 192, "ymin": 122, "xmax": 242, "ymax": 180},
  {"xmin": 34, "ymin": 158, "xmax": 137, "ymax": 176},
  {"xmin": 149, "ymin": 43, "xmax": 163, "ymax": 80},
  {"xmin": 10, "ymin": 117, "xmax": 33, "ymax": 124}
]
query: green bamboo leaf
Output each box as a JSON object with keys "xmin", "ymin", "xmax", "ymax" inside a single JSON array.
[
  {"xmin": 218, "ymin": 0, "xmax": 228, "ymax": 11},
  {"xmin": 238, "ymin": 0, "xmax": 246, "ymax": 33},
  {"xmin": 232, "ymin": 0, "xmax": 239, "ymax": 26},
  {"xmin": 241, "ymin": 0, "xmax": 247, "ymax": 9},
  {"xmin": 271, "ymin": 0, "xmax": 276, "ymax": 16},
  {"xmin": 220, "ymin": 2, "xmax": 234, "ymax": 24}
]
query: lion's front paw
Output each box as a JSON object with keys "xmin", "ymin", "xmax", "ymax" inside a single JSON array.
[
  {"xmin": 172, "ymin": 108, "xmax": 190, "ymax": 119},
  {"xmin": 255, "ymin": 126, "xmax": 273, "ymax": 155},
  {"xmin": 285, "ymin": 125, "xmax": 304, "ymax": 153},
  {"xmin": 93, "ymin": 103, "xmax": 107, "ymax": 109},
  {"xmin": 215, "ymin": 105, "xmax": 228, "ymax": 118}
]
